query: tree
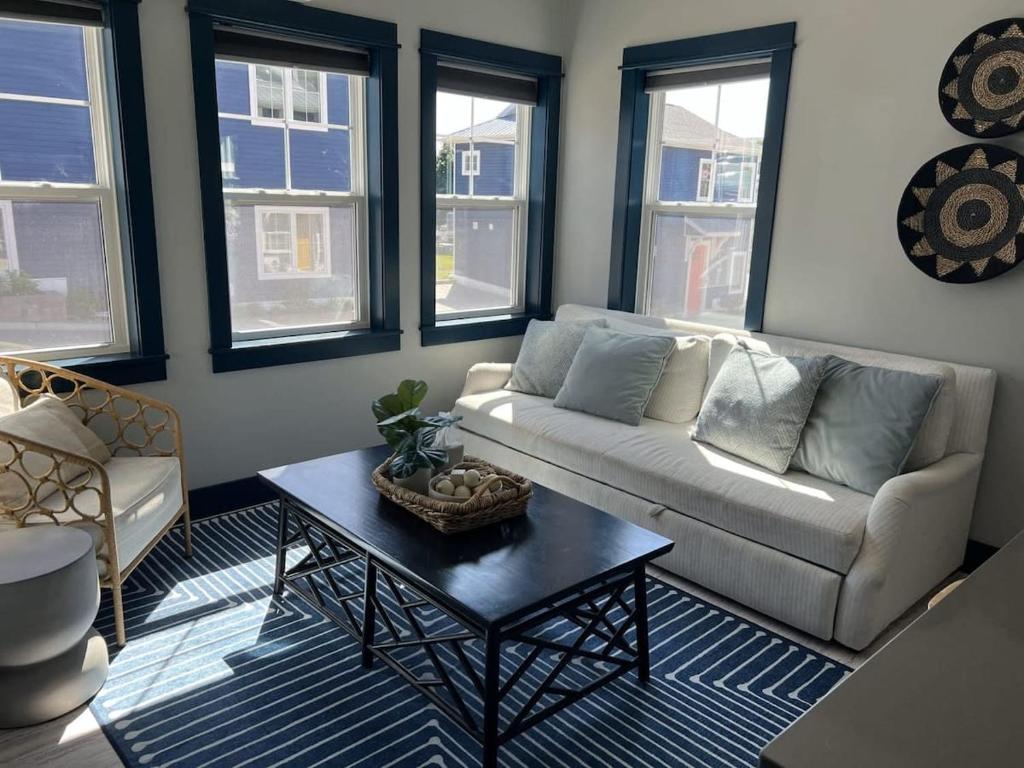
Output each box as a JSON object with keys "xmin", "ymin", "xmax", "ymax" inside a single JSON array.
[{"xmin": 436, "ymin": 144, "xmax": 454, "ymax": 194}]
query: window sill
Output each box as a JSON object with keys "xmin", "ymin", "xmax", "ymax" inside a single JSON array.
[
  {"xmin": 56, "ymin": 352, "xmax": 169, "ymax": 386},
  {"xmin": 211, "ymin": 328, "xmax": 402, "ymax": 373},
  {"xmin": 420, "ymin": 313, "xmax": 546, "ymax": 346}
]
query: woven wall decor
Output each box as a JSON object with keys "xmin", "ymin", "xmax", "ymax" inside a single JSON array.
[
  {"xmin": 940, "ymin": 18, "xmax": 1024, "ymax": 137},
  {"xmin": 897, "ymin": 144, "xmax": 1024, "ymax": 283}
]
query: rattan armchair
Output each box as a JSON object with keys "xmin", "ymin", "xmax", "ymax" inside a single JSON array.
[{"xmin": 0, "ymin": 357, "xmax": 191, "ymax": 646}]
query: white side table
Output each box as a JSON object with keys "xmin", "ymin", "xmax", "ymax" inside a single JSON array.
[{"xmin": 0, "ymin": 526, "xmax": 109, "ymax": 728}]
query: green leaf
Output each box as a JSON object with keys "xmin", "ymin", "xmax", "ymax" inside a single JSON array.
[{"xmin": 396, "ymin": 379, "xmax": 428, "ymax": 409}]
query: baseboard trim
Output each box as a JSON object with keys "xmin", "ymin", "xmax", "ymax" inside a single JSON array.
[
  {"xmin": 963, "ymin": 539, "xmax": 998, "ymax": 573},
  {"xmin": 188, "ymin": 476, "xmax": 276, "ymax": 520}
]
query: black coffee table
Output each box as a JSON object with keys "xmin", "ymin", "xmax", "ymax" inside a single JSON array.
[{"xmin": 259, "ymin": 446, "xmax": 673, "ymax": 767}]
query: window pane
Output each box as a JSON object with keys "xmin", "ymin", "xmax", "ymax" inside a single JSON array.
[
  {"xmin": 436, "ymin": 92, "xmax": 521, "ymax": 198},
  {"xmin": 291, "ymin": 69, "xmax": 322, "ymax": 123},
  {"xmin": 643, "ymin": 73, "xmax": 768, "ymax": 326},
  {"xmin": 254, "ymin": 65, "xmax": 284, "ymax": 120},
  {"xmin": 0, "ymin": 20, "xmax": 87, "ymax": 101},
  {"xmin": 435, "ymin": 207, "xmax": 517, "ymax": 316},
  {"xmin": 226, "ymin": 202, "xmax": 358, "ymax": 335},
  {"xmin": 0, "ymin": 200, "xmax": 114, "ymax": 353},
  {"xmin": 645, "ymin": 212, "xmax": 754, "ymax": 328}
]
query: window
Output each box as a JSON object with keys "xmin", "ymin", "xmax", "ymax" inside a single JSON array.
[
  {"xmin": 420, "ymin": 30, "xmax": 562, "ymax": 345},
  {"xmin": 608, "ymin": 24, "xmax": 795, "ymax": 331},
  {"xmin": 0, "ymin": 2, "xmax": 166, "ymax": 382},
  {"xmin": 191, "ymin": 1, "xmax": 399, "ymax": 371}
]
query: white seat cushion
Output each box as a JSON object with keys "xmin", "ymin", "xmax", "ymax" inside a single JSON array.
[
  {"xmin": 454, "ymin": 390, "xmax": 871, "ymax": 573},
  {"xmin": 30, "ymin": 457, "xmax": 183, "ymax": 577}
]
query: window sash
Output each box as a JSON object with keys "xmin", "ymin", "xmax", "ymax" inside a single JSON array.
[
  {"xmin": 254, "ymin": 205, "xmax": 332, "ymax": 280},
  {"xmin": 634, "ymin": 86, "xmax": 762, "ymax": 321},
  {"xmin": 434, "ymin": 100, "xmax": 531, "ymax": 320},
  {"xmin": 0, "ymin": 22, "xmax": 130, "ymax": 360},
  {"xmin": 248, "ymin": 63, "xmax": 328, "ymax": 130}
]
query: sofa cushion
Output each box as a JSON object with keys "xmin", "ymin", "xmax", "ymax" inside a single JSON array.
[
  {"xmin": 554, "ymin": 327, "xmax": 675, "ymax": 425},
  {"xmin": 791, "ymin": 356, "xmax": 944, "ymax": 494},
  {"xmin": 454, "ymin": 390, "xmax": 871, "ymax": 573},
  {"xmin": 607, "ymin": 318, "xmax": 710, "ymax": 423},
  {"xmin": 694, "ymin": 347, "xmax": 826, "ymax": 474},
  {"xmin": 505, "ymin": 319, "xmax": 606, "ymax": 399}
]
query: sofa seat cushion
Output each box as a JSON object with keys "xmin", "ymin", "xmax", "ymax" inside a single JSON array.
[
  {"xmin": 8, "ymin": 457, "xmax": 183, "ymax": 579},
  {"xmin": 454, "ymin": 391, "xmax": 871, "ymax": 573}
]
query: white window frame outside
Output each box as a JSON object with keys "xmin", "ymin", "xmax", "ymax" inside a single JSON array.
[
  {"xmin": 255, "ymin": 205, "xmax": 332, "ymax": 280},
  {"xmin": 248, "ymin": 64, "xmax": 328, "ymax": 131},
  {"xmin": 635, "ymin": 87, "xmax": 760, "ymax": 321},
  {"xmin": 435, "ymin": 95, "xmax": 531, "ymax": 321},
  {"xmin": 220, "ymin": 66, "xmax": 369, "ymax": 341},
  {"xmin": 461, "ymin": 148, "xmax": 480, "ymax": 177},
  {"xmin": 0, "ymin": 22, "xmax": 130, "ymax": 360},
  {"xmin": 695, "ymin": 157, "xmax": 714, "ymax": 203},
  {"xmin": 737, "ymin": 161, "xmax": 757, "ymax": 203},
  {"xmin": 0, "ymin": 200, "xmax": 17, "ymax": 272}
]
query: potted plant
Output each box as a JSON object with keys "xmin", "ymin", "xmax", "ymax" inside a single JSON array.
[{"xmin": 372, "ymin": 380, "xmax": 462, "ymax": 493}]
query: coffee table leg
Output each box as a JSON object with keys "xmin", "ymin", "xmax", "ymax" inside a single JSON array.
[
  {"xmin": 361, "ymin": 557, "xmax": 377, "ymax": 669},
  {"xmin": 634, "ymin": 564, "xmax": 650, "ymax": 683},
  {"xmin": 482, "ymin": 630, "xmax": 500, "ymax": 768},
  {"xmin": 273, "ymin": 497, "xmax": 288, "ymax": 597}
]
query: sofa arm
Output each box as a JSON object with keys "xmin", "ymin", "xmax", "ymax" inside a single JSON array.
[
  {"xmin": 833, "ymin": 452, "xmax": 982, "ymax": 649},
  {"xmin": 460, "ymin": 363, "xmax": 514, "ymax": 398}
]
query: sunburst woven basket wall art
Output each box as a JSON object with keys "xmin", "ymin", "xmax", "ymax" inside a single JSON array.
[
  {"xmin": 940, "ymin": 18, "xmax": 1024, "ymax": 137},
  {"xmin": 897, "ymin": 144, "xmax": 1024, "ymax": 283}
]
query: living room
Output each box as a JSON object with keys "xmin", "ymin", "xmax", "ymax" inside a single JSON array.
[{"xmin": 0, "ymin": 0, "xmax": 1019, "ymax": 765}]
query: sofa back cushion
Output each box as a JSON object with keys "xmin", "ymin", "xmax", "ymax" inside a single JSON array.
[
  {"xmin": 505, "ymin": 319, "xmax": 605, "ymax": 399},
  {"xmin": 790, "ymin": 357, "xmax": 944, "ymax": 494},
  {"xmin": 607, "ymin": 318, "xmax": 710, "ymax": 423},
  {"xmin": 694, "ymin": 347, "xmax": 826, "ymax": 474},
  {"xmin": 554, "ymin": 327, "xmax": 675, "ymax": 425}
]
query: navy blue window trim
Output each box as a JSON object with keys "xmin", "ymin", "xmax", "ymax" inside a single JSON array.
[
  {"xmin": 41, "ymin": 0, "xmax": 168, "ymax": 386},
  {"xmin": 419, "ymin": 29, "xmax": 562, "ymax": 347},
  {"xmin": 607, "ymin": 22, "xmax": 795, "ymax": 332},
  {"xmin": 187, "ymin": 0, "xmax": 401, "ymax": 373}
]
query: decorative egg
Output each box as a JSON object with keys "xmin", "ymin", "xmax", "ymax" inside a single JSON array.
[
  {"xmin": 454, "ymin": 485, "xmax": 471, "ymax": 499},
  {"xmin": 463, "ymin": 469, "xmax": 481, "ymax": 488},
  {"xmin": 435, "ymin": 478, "xmax": 455, "ymax": 496}
]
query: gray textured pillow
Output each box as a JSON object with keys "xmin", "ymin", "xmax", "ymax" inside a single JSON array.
[
  {"xmin": 505, "ymin": 319, "xmax": 606, "ymax": 399},
  {"xmin": 790, "ymin": 356, "xmax": 943, "ymax": 494},
  {"xmin": 553, "ymin": 327, "xmax": 675, "ymax": 425},
  {"xmin": 694, "ymin": 347, "xmax": 826, "ymax": 473}
]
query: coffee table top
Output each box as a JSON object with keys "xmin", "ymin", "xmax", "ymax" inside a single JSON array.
[{"xmin": 259, "ymin": 445, "xmax": 673, "ymax": 630}]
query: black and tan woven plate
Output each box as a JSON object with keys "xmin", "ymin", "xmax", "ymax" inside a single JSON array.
[
  {"xmin": 897, "ymin": 143, "xmax": 1024, "ymax": 283},
  {"xmin": 940, "ymin": 18, "xmax": 1024, "ymax": 137}
]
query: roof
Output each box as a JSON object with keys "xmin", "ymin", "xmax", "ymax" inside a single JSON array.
[
  {"xmin": 661, "ymin": 104, "xmax": 761, "ymax": 154},
  {"xmin": 440, "ymin": 103, "xmax": 761, "ymax": 154}
]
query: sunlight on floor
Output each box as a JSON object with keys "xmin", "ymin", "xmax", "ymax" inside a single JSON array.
[{"xmin": 59, "ymin": 707, "xmax": 104, "ymax": 746}]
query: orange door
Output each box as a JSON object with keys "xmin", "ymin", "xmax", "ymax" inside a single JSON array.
[{"xmin": 686, "ymin": 241, "xmax": 708, "ymax": 315}]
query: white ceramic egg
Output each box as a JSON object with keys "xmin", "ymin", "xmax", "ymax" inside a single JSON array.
[
  {"xmin": 454, "ymin": 485, "xmax": 471, "ymax": 499},
  {"xmin": 463, "ymin": 469, "xmax": 481, "ymax": 488},
  {"xmin": 435, "ymin": 478, "xmax": 455, "ymax": 496}
]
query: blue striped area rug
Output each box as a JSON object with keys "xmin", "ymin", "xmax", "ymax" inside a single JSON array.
[{"xmin": 91, "ymin": 504, "xmax": 849, "ymax": 768}]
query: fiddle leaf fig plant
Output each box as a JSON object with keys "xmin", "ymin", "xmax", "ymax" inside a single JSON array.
[
  {"xmin": 372, "ymin": 379, "xmax": 460, "ymax": 453},
  {"xmin": 389, "ymin": 428, "xmax": 448, "ymax": 480}
]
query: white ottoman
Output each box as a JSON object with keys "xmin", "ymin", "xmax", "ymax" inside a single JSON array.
[{"xmin": 0, "ymin": 526, "xmax": 109, "ymax": 727}]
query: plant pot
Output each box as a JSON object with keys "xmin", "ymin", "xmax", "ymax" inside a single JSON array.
[
  {"xmin": 441, "ymin": 443, "xmax": 465, "ymax": 470},
  {"xmin": 391, "ymin": 467, "xmax": 431, "ymax": 495}
]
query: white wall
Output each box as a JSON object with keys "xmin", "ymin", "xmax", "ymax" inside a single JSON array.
[
  {"xmin": 556, "ymin": 0, "xmax": 1024, "ymax": 545},
  {"xmin": 131, "ymin": 0, "xmax": 568, "ymax": 489}
]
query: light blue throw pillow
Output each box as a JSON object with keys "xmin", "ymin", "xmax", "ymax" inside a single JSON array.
[
  {"xmin": 693, "ymin": 347, "xmax": 826, "ymax": 474},
  {"xmin": 790, "ymin": 356, "xmax": 943, "ymax": 494},
  {"xmin": 505, "ymin": 319, "xmax": 606, "ymax": 399},
  {"xmin": 553, "ymin": 327, "xmax": 676, "ymax": 426}
]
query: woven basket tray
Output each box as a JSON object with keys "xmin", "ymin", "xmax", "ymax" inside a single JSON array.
[{"xmin": 371, "ymin": 456, "xmax": 532, "ymax": 534}]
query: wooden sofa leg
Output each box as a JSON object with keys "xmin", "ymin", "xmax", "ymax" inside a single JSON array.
[
  {"xmin": 182, "ymin": 505, "xmax": 193, "ymax": 558},
  {"xmin": 112, "ymin": 581, "xmax": 126, "ymax": 647}
]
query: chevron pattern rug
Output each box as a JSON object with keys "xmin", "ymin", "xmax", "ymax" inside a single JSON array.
[{"xmin": 91, "ymin": 504, "xmax": 849, "ymax": 768}]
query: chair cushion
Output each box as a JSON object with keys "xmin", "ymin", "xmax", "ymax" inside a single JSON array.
[
  {"xmin": 33, "ymin": 457, "xmax": 183, "ymax": 577},
  {"xmin": 0, "ymin": 376, "xmax": 19, "ymax": 417},
  {"xmin": 554, "ymin": 327, "xmax": 675, "ymax": 426},
  {"xmin": 454, "ymin": 390, "xmax": 871, "ymax": 573}
]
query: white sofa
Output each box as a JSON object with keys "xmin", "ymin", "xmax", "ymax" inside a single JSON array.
[{"xmin": 452, "ymin": 304, "xmax": 996, "ymax": 649}]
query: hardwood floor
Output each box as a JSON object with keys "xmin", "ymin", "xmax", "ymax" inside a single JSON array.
[{"xmin": 0, "ymin": 564, "xmax": 946, "ymax": 768}]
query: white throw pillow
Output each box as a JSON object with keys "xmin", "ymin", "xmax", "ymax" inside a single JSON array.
[
  {"xmin": 703, "ymin": 333, "xmax": 773, "ymax": 405},
  {"xmin": 0, "ymin": 377, "xmax": 19, "ymax": 417},
  {"xmin": 0, "ymin": 396, "xmax": 110, "ymax": 511},
  {"xmin": 607, "ymin": 319, "xmax": 710, "ymax": 423}
]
